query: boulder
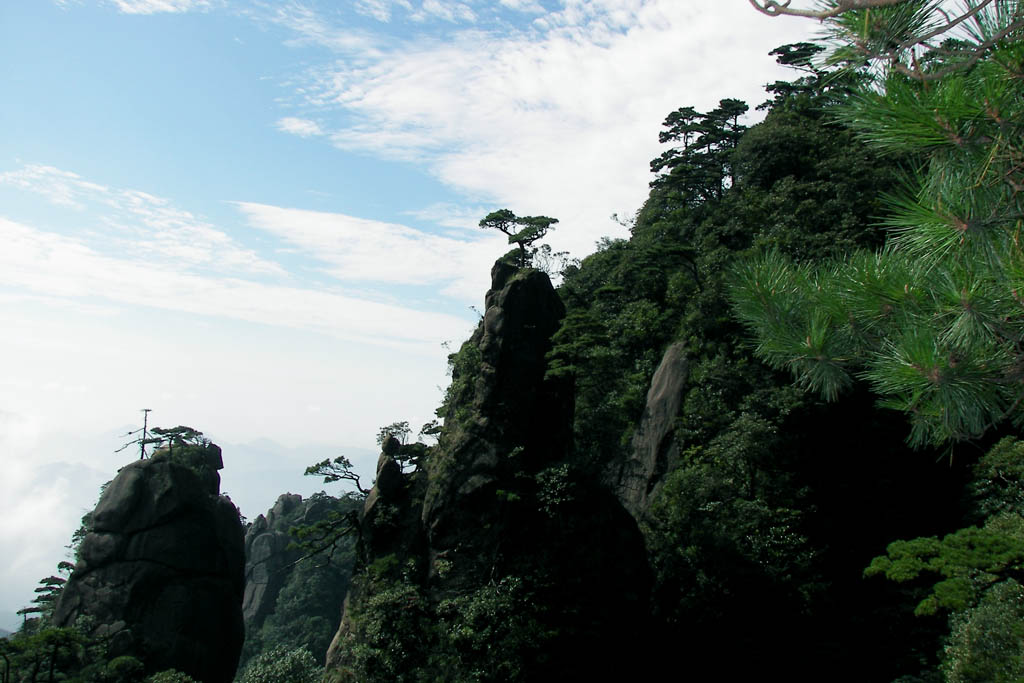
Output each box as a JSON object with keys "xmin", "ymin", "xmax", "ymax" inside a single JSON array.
[{"xmin": 54, "ymin": 453, "xmax": 245, "ymax": 683}]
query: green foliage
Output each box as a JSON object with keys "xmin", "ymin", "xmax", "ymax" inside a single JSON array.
[
  {"xmin": 970, "ymin": 437, "xmax": 1024, "ymax": 519},
  {"xmin": 375, "ymin": 422, "xmax": 432, "ymax": 472},
  {"xmin": 147, "ymin": 426, "xmax": 209, "ymax": 450},
  {"xmin": 438, "ymin": 339, "xmax": 482, "ymax": 425},
  {"xmin": 429, "ymin": 577, "xmax": 554, "ymax": 682},
  {"xmin": 650, "ymin": 98, "xmax": 748, "ymax": 203},
  {"xmin": 0, "ymin": 622, "xmax": 135, "ymax": 683},
  {"xmin": 864, "ymin": 516, "xmax": 1024, "ymax": 615},
  {"xmin": 535, "ymin": 464, "xmax": 574, "ymax": 517},
  {"xmin": 730, "ymin": 11, "xmax": 1024, "ymax": 446},
  {"xmin": 943, "ymin": 579, "xmax": 1024, "ymax": 683},
  {"xmin": 237, "ymin": 646, "xmax": 320, "ymax": 683},
  {"xmin": 337, "ymin": 566, "xmax": 556, "ymax": 683},
  {"xmin": 866, "ymin": 437, "xmax": 1024, "ymax": 612},
  {"xmin": 146, "ymin": 426, "xmax": 222, "ymax": 490},
  {"xmin": 864, "ymin": 437, "xmax": 1024, "ymax": 677},
  {"xmin": 478, "ymin": 209, "xmax": 558, "ymax": 268},
  {"xmin": 342, "ymin": 577, "xmax": 431, "ymax": 682},
  {"xmin": 305, "ymin": 455, "xmax": 369, "ymax": 495},
  {"xmin": 101, "ymin": 655, "xmax": 146, "ymax": 682},
  {"xmin": 377, "ymin": 421, "xmax": 411, "ymax": 447},
  {"xmin": 542, "ymin": 38, "xmax": 950, "ymax": 679},
  {"xmin": 645, "ymin": 428, "xmax": 820, "ymax": 628},
  {"xmin": 242, "ymin": 492, "xmax": 362, "ymax": 671},
  {"xmin": 257, "ymin": 555, "xmax": 354, "ymax": 665},
  {"xmin": 145, "ymin": 670, "xmax": 198, "ymax": 683}
]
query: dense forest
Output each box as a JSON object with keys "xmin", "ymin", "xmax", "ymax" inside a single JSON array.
[{"xmin": 3, "ymin": 2, "xmax": 1024, "ymax": 681}]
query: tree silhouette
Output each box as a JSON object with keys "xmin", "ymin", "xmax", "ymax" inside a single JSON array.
[{"xmin": 479, "ymin": 209, "xmax": 558, "ymax": 268}]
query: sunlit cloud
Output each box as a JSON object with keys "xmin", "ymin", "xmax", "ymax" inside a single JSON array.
[
  {"xmin": 110, "ymin": 0, "xmax": 213, "ymax": 14},
  {"xmin": 0, "ymin": 216, "xmax": 471, "ymax": 349},
  {"xmin": 412, "ymin": 0, "xmax": 477, "ymax": 23},
  {"xmin": 405, "ymin": 202, "xmax": 492, "ymax": 232},
  {"xmin": 355, "ymin": 0, "xmax": 407, "ymax": 22},
  {"xmin": 233, "ymin": 202, "xmax": 504, "ymax": 301},
  {"xmin": 260, "ymin": 4, "xmax": 382, "ymax": 56},
  {"xmin": 275, "ymin": 1, "xmax": 814, "ymax": 258},
  {"xmin": 0, "ymin": 164, "xmax": 283, "ymax": 277},
  {"xmin": 276, "ymin": 116, "xmax": 325, "ymax": 137},
  {"xmin": 499, "ymin": 0, "xmax": 545, "ymax": 12}
]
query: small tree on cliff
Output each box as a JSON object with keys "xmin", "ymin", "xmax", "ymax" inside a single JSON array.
[{"xmin": 479, "ymin": 209, "xmax": 558, "ymax": 268}]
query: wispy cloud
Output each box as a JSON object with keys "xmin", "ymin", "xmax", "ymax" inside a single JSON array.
[
  {"xmin": 260, "ymin": 3, "xmax": 383, "ymax": 56},
  {"xmin": 110, "ymin": 0, "xmax": 212, "ymax": 14},
  {"xmin": 355, "ymin": 0, "xmax": 407, "ymax": 23},
  {"xmin": 233, "ymin": 202, "xmax": 503, "ymax": 301},
  {"xmin": 275, "ymin": 1, "xmax": 814, "ymax": 257},
  {"xmin": 276, "ymin": 116, "xmax": 325, "ymax": 137},
  {"xmin": 406, "ymin": 202, "xmax": 492, "ymax": 232},
  {"xmin": 0, "ymin": 164, "xmax": 282, "ymax": 276},
  {"xmin": 498, "ymin": 0, "xmax": 545, "ymax": 12},
  {"xmin": 0, "ymin": 215, "xmax": 470, "ymax": 349},
  {"xmin": 413, "ymin": 0, "xmax": 476, "ymax": 23}
]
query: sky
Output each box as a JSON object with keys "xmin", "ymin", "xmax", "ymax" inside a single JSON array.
[{"xmin": 0, "ymin": 0, "xmax": 818, "ymax": 630}]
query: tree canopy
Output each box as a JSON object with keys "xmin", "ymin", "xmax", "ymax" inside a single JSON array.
[
  {"xmin": 731, "ymin": 0, "xmax": 1024, "ymax": 446},
  {"xmin": 478, "ymin": 209, "xmax": 558, "ymax": 268}
]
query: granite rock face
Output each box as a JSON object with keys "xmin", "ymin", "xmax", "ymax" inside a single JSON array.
[
  {"xmin": 325, "ymin": 262, "xmax": 651, "ymax": 680},
  {"xmin": 54, "ymin": 448, "xmax": 245, "ymax": 683},
  {"xmin": 242, "ymin": 493, "xmax": 304, "ymax": 630},
  {"xmin": 611, "ymin": 341, "xmax": 689, "ymax": 517},
  {"xmin": 241, "ymin": 492, "xmax": 345, "ymax": 633},
  {"xmin": 421, "ymin": 261, "xmax": 575, "ymax": 567}
]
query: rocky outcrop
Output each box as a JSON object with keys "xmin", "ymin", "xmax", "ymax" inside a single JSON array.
[
  {"xmin": 325, "ymin": 262, "xmax": 651, "ymax": 681},
  {"xmin": 242, "ymin": 492, "xmax": 345, "ymax": 633},
  {"xmin": 421, "ymin": 261, "xmax": 574, "ymax": 573},
  {"xmin": 54, "ymin": 446, "xmax": 245, "ymax": 683},
  {"xmin": 611, "ymin": 341, "xmax": 689, "ymax": 517},
  {"xmin": 242, "ymin": 493, "xmax": 303, "ymax": 630}
]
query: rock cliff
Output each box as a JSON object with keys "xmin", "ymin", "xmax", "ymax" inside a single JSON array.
[
  {"xmin": 610, "ymin": 341, "xmax": 688, "ymax": 517},
  {"xmin": 54, "ymin": 444, "xmax": 245, "ymax": 683},
  {"xmin": 240, "ymin": 492, "xmax": 357, "ymax": 667},
  {"xmin": 242, "ymin": 493, "xmax": 305, "ymax": 630},
  {"xmin": 324, "ymin": 262, "xmax": 650, "ymax": 681}
]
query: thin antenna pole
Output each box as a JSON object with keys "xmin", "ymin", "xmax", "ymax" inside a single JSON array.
[{"xmin": 140, "ymin": 409, "xmax": 151, "ymax": 460}]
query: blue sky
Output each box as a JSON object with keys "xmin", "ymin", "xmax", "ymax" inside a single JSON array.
[{"xmin": 0, "ymin": 0, "xmax": 816, "ymax": 629}]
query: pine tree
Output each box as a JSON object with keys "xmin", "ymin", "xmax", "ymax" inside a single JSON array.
[{"xmin": 732, "ymin": 1, "xmax": 1024, "ymax": 446}]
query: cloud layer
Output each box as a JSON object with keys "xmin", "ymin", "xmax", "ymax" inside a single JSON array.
[
  {"xmin": 271, "ymin": 1, "xmax": 814, "ymax": 257},
  {"xmin": 0, "ymin": 165, "xmax": 480, "ymax": 348}
]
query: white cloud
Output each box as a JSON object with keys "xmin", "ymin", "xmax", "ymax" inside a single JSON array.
[
  {"xmin": 0, "ymin": 412, "xmax": 109, "ymax": 631},
  {"xmin": 0, "ymin": 164, "xmax": 284, "ymax": 277},
  {"xmin": 0, "ymin": 216, "xmax": 471, "ymax": 349},
  {"xmin": 278, "ymin": 1, "xmax": 815, "ymax": 259},
  {"xmin": 499, "ymin": 0, "xmax": 545, "ymax": 12},
  {"xmin": 414, "ymin": 0, "xmax": 477, "ymax": 23},
  {"xmin": 0, "ymin": 165, "xmax": 108, "ymax": 209},
  {"xmin": 261, "ymin": 4, "xmax": 382, "ymax": 56},
  {"xmin": 355, "ymin": 0, "xmax": 410, "ymax": 22},
  {"xmin": 406, "ymin": 202, "xmax": 492, "ymax": 231},
  {"xmin": 276, "ymin": 116, "xmax": 325, "ymax": 137},
  {"xmin": 110, "ymin": 0, "xmax": 212, "ymax": 14},
  {"xmin": 234, "ymin": 202, "xmax": 504, "ymax": 301}
]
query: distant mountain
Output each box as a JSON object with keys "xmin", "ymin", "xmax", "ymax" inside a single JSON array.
[{"xmin": 0, "ymin": 627, "xmax": 11, "ymax": 639}]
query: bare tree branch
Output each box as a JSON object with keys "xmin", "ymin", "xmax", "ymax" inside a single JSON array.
[
  {"xmin": 750, "ymin": 0, "xmax": 1024, "ymax": 81},
  {"xmin": 749, "ymin": 0, "xmax": 918, "ymax": 20}
]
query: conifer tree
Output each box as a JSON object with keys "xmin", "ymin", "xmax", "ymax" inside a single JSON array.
[{"xmin": 732, "ymin": 0, "xmax": 1024, "ymax": 446}]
